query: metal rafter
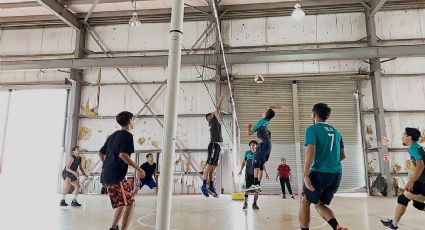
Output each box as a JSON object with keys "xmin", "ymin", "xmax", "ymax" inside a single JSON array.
[
  {"xmin": 35, "ymin": 0, "xmax": 81, "ymax": 30},
  {"xmin": 5, "ymin": 44, "xmax": 425, "ymax": 70},
  {"xmin": 370, "ymin": 0, "xmax": 388, "ymax": 16},
  {"xmin": 3, "ymin": 0, "xmax": 425, "ymax": 29},
  {"xmin": 84, "ymin": 0, "xmax": 100, "ymax": 23},
  {"xmin": 84, "ymin": 24, "xmax": 204, "ymax": 180}
]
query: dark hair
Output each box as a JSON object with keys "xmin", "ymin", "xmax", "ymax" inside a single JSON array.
[
  {"xmin": 281, "ymin": 158, "xmax": 286, "ymax": 161},
  {"xmin": 405, "ymin": 127, "xmax": 421, "ymax": 142},
  {"xmin": 248, "ymin": 140, "xmax": 258, "ymax": 146},
  {"xmin": 146, "ymin": 153, "xmax": 153, "ymax": 158},
  {"xmin": 265, "ymin": 109, "xmax": 275, "ymax": 120},
  {"xmin": 312, "ymin": 103, "xmax": 331, "ymax": 121},
  {"xmin": 116, "ymin": 111, "xmax": 133, "ymax": 127},
  {"xmin": 71, "ymin": 146, "xmax": 79, "ymax": 155},
  {"xmin": 205, "ymin": 113, "xmax": 211, "ymax": 121}
]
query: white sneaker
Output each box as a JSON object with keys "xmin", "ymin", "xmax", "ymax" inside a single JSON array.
[
  {"xmin": 255, "ymin": 185, "xmax": 262, "ymax": 192},
  {"xmin": 246, "ymin": 185, "xmax": 258, "ymax": 191}
]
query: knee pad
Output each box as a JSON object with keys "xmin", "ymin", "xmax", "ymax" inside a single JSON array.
[
  {"xmin": 398, "ymin": 194, "xmax": 411, "ymax": 206},
  {"xmin": 413, "ymin": 201, "xmax": 425, "ymax": 210}
]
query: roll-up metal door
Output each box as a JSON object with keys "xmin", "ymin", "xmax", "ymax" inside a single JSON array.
[
  {"xmin": 298, "ymin": 80, "xmax": 365, "ymax": 192},
  {"xmin": 234, "ymin": 79, "xmax": 299, "ymax": 194}
]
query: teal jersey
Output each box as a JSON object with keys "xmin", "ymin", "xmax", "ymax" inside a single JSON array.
[
  {"xmin": 305, "ymin": 122, "xmax": 343, "ymax": 173},
  {"xmin": 244, "ymin": 150, "xmax": 255, "ymax": 161},
  {"xmin": 252, "ymin": 118, "xmax": 271, "ymax": 141},
  {"xmin": 407, "ymin": 142, "xmax": 425, "ymax": 183}
]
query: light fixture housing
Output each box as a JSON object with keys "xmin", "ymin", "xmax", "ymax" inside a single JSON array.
[
  {"xmin": 129, "ymin": 12, "xmax": 142, "ymax": 27},
  {"xmin": 291, "ymin": 3, "xmax": 305, "ymax": 21}
]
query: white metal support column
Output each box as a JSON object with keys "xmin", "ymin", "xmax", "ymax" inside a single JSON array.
[
  {"xmin": 156, "ymin": 1, "xmax": 184, "ymax": 230},
  {"xmin": 365, "ymin": 4, "xmax": 391, "ymax": 196},
  {"xmin": 292, "ymin": 81, "xmax": 303, "ymax": 194}
]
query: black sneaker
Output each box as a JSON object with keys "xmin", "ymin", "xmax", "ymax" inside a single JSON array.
[
  {"xmin": 380, "ymin": 219, "xmax": 398, "ymax": 229},
  {"xmin": 282, "ymin": 195, "xmax": 286, "ymax": 199},
  {"xmin": 109, "ymin": 226, "xmax": 120, "ymax": 230},
  {"xmin": 291, "ymin": 195, "xmax": 295, "ymax": 199},
  {"xmin": 60, "ymin": 200, "xmax": 68, "ymax": 206},
  {"xmin": 252, "ymin": 203, "xmax": 259, "ymax": 210},
  {"xmin": 243, "ymin": 202, "xmax": 248, "ymax": 210},
  {"xmin": 208, "ymin": 186, "xmax": 219, "ymax": 198},
  {"xmin": 71, "ymin": 200, "xmax": 82, "ymax": 207}
]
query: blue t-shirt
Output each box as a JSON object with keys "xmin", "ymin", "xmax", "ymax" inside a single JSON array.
[
  {"xmin": 305, "ymin": 122, "xmax": 343, "ymax": 173},
  {"xmin": 252, "ymin": 118, "xmax": 271, "ymax": 141},
  {"xmin": 408, "ymin": 142, "xmax": 425, "ymax": 183},
  {"xmin": 244, "ymin": 150, "xmax": 255, "ymax": 175}
]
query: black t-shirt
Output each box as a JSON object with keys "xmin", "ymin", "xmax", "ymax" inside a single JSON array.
[
  {"xmin": 140, "ymin": 162, "xmax": 157, "ymax": 182},
  {"xmin": 63, "ymin": 155, "xmax": 81, "ymax": 172},
  {"xmin": 100, "ymin": 130, "xmax": 134, "ymax": 184},
  {"xmin": 209, "ymin": 115, "xmax": 223, "ymax": 143}
]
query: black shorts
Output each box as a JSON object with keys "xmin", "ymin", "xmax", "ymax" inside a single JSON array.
[
  {"xmin": 245, "ymin": 174, "xmax": 255, "ymax": 189},
  {"xmin": 254, "ymin": 140, "xmax": 271, "ymax": 162},
  {"xmin": 253, "ymin": 159, "xmax": 265, "ymax": 170},
  {"xmin": 62, "ymin": 170, "xmax": 78, "ymax": 182},
  {"xmin": 206, "ymin": 142, "xmax": 221, "ymax": 166},
  {"xmin": 303, "ymin": 171, "xmax": 341, "ymax": 205},
  {"xmin": 412, "ymin": 181, "xmax": 425, "ymax": 196}
]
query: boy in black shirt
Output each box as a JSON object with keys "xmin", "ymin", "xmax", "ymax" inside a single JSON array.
[
  {"xmin": 99, "ymin": 111, "xmax": 146, "ymax": 230},
  {"xmin": 133, "ymin": 153, "xmax": 158, "ymax": 195},
  {"xmin": 202, "ymin": 95, "xmax": 224, "ymax": 198}
]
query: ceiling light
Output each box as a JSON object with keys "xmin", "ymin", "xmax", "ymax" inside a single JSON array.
[
  {"xmin": 129, "ymin": 12, "xmax": 142, "ymax": 27},
  {"xmin": 291, "ymin": 3, "xmax": 305, "ymax": 21},
  {"xmin": 129, "ymin": 0, "xmax": 141, "ymax": 27}
]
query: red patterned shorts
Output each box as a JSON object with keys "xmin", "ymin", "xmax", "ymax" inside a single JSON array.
[{"xmin": 106, "ymin": 180, "xmax": 135, "ymax": 209}]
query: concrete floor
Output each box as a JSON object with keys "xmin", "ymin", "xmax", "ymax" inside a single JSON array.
[{"xmin": 0, "ymin": 193, "xmax": 423, "ymax": 230}]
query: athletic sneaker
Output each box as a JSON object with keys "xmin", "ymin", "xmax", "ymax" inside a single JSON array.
[
  {"xmin": 283, "ymin": 195, "xmax": 286, "ymax": 199},
  {"xmin": 291, "ymin": 195, "xmax": 295, "ymax": 199},
  {"xmin": 71, "ymin": 200, "xmax": 82, "ymax": 207},
  {"xmin": 243, "ymin": 202, "xmax": 248, "ymax": 210},
  {"xmin": 109, "ymin": 226, "xmax": 120, "ymax": 230},
  {"xmin": 246, "ymin": 185, "xmax": 258, "ymax": 192},
  {"xmin": 201, "ymin": 185, "xmax": 209, "ymax": 197},
  {"xmin": 255, "ymin": 185, "xmax": 262, "ymax": 192},
  {"xmin": 60, "ymin": 200, "xmax": 68, "ymax": 207},
  {"xmin": 208, "ymin": 186, "xmax": 219, "ymax": 198},
  {"xmin": 252, "ymin": 203, "xmax": 259, "ymax": 210},
  {"xmin": 380, "ymin": 219, "xmax": 398, "ymax": 229}
]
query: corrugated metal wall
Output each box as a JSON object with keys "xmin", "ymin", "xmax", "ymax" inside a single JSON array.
[
  {"xmin": 234, "ymin": 79, "xmax": 298, "ymax": 194},
  {"xmin": 298, "ymin": 80, "xmax": 365, "ymax": 192},
  {"xmin": 234, "ymin": 79, "xmax": 365, "ymax": 194}
]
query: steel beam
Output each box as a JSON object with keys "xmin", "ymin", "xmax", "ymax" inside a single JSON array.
[
  {"xmin": 134, "ymin": 82, "xmax": 166, "ymax": 120},
  {"xmin": 365, "ymin": 8, "xmax": 392, "ymax": 196},
  {"xmin": 0, "ymin": 0, "xmax": 152, "ymax": 8},
  {"xmin": 370, "ymin": 0, "xmax": 388, "ymax": 16},
  {"xmin": 79, "ymin": 114, "xmax": 231, "ymax": 119},
  {"xmin": 35, "ymin": 0, "xmax": 81, "ymax": 30},
  {"xmin": 85, "ymin": 24, "xmax": 204, "ymax": 181},
  {"xmin": 3, "ymin": 0, "xmax": 425, "ymax": 29},
  {"xmin": 84, "ymin": 0, "xmax": 100, "ymax": 23},
  {"xmin": 64, "ymin": 29, "xmax": 85, "ymax": 156},
  {"xmin": 5, "ymin": 44, "xmax": 425, "ymax": 70}
]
